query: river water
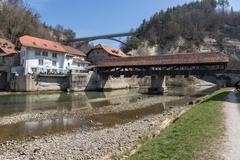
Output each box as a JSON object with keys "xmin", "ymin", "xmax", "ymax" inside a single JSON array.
[{"xmin": 0, "ymin": 86, "xmax": 217, "ymax": 142}]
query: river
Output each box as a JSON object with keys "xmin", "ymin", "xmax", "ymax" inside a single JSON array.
[{"xmin": 0, "ymin": 86, "xmax": 217, "ymax": 142}]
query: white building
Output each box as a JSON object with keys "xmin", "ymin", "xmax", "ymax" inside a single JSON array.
[{"xmin": 17, "ymin": 35, "xmax": 89, "ymax": 75}]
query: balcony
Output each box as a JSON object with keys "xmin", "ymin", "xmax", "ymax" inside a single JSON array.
[{"xmin": 31, "ymin": 67, "xmax": 69, "ymax": 76}]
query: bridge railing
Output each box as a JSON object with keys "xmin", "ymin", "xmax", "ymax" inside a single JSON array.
[{"xmin": 97, "ymin": 64, "xmax": 228, "ymax": 77}]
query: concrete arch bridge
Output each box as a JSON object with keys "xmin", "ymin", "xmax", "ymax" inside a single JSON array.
[{"xmin": 67, "ymin": 32, "xmax": 134, "ymax": 47}]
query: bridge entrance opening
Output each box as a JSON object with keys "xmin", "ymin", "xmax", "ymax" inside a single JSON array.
[
  {"xmin": 234, "ymin": 81, "xmax": 240, "ymax": 92},
  {"xmin": 0, "ymin": 71, "xmax": 8, "ymax": 90}
]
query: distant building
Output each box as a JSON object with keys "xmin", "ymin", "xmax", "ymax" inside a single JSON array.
[
  {"xmin": 62, "ymin": 45, "xmax": 90, "ymax": 73},
  {"xmin": 0, "ymin": 38, "xmax": 19, "ymax": 66},
  {"xmin": 87, "ymin": 44, "xmax": 128, "ymax": 65},
  {"xmin": 0, "ymin": 38, "xmax": 19, "ymax": 89},
  {"xmin": 17, "ymin": 35, "xmax": 89, "ymax": 75}
]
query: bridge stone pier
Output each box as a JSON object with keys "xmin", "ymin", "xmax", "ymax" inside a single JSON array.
[
  {"xmin": 96, "ymin": 74, "xmax": 131, "ymax": 90},
  {"xmin": 97, "ymin": 74, "xmax": 108, "ymax": 90},
  {"xmin": 149, "ymin": 75, "xmax": 167, "ymax": 94}
]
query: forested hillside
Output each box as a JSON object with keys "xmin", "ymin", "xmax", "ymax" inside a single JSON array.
[
  {"xmin": 0, "ymin": 0, "xmax": 76, "ymax": 44},
  {"xmin": 124, "ymin": 0, "xmax": 240, "ymax": 56}
]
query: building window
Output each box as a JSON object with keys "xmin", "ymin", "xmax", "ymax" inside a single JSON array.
[
  {"xmin": 66, "ymin": 55, "xmax": 71, "ymax": 60},
  {"xmin": 35, "ymin": 50, "xmax": 41, "ymax": 56},
  {"xmin": 52, "ymin": 53, "xmax": 57, "ymax": 58},
  {"xmin": 68, "ymin": 63, "xmax": 70, "ymax": 66},
  {"xmin": 52, "ymin": 69, "xmax": 57, "ymax": 73},
  {"xmin": 42, "ymin": 51, "xmax": 48, "ymax": 57},
  {"xmin": 2, "ymin": 57, "xmax": 5, "ymax": 64},
  {"xmin": 22, "ymin": 51, "xmax": 25, "ymax": 56},
  {"xmin": 32, "ymin": 67, "xmax": 37, "ymax": 73},
  {"xmin": 39, "ymin": 59, "xmax": 43, "ymax": 65},
  {"xmin": 52, "ymin": 61, "xmax": 57, "ymax": 66}
]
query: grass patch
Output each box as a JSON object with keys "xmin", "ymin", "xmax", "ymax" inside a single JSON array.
[{"xmin": 129, "ymin": 88, "xmax": 230, "ymax": 160}]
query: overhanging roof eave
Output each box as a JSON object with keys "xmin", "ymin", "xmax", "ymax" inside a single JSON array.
[{"xmin": 97, "ymin": 61, "xmax": 228, "ymax": 68}]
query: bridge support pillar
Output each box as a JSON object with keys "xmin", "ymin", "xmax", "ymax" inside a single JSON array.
[
  {"xmin": 97, "ymin": 74, "xmax": 108, "ymax": 90},
  {"xmin": 149, "ymin": 75, "xmax": 167, "ymax": 94}
]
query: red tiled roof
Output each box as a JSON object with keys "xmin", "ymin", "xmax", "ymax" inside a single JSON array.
[
  {"xmin": 0, "ymin": 38, "xmax": 18, "ymax": 56},
  {"xmin": 62, "ymin": 45, "xmax": 86, "ymax": 57},
  {"xmin": 88, "ymin": 44, "xmax": 128, "ymax": 57},
  {"xmin": 97, "ymin": 53, "xmax": 229, "ymax": 67},
  {"xmin": 20, "ymin": 35, "xmax": 66, "ymax": 53},
  {"xmin": 19, "ymin": 35, "xmax": 85, "ymax": 57}
]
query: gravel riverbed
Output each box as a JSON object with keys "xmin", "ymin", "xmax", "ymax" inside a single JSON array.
[
  {"xmin": 0, "ymin": 88, "xmax": 204, "ymax": 160},
  {"xmin": 0, "ymin": 102, "xmax": 191, "ymax": 160}
]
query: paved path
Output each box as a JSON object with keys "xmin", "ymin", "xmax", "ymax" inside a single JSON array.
[{"xmin": 222, "ymin": 90, "xmax": 240, "ymax": 160}]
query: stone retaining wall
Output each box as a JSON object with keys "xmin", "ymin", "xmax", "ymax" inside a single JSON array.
[
  {"xmin": 11, "ymin": 75, "xmax": 68, "ymax": 92},
  {"xmin": 69, "ymin": 71, "xmax": 140, "ymax": 91}
]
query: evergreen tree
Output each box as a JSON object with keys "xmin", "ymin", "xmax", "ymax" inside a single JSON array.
[{"xmin": 125, "ymin": 0, "xmax": 240, "ymax": 53}]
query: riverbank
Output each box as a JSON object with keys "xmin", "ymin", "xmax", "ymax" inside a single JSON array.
[
  {"xmin": 0, "ymin": 87, "xmax": 217, "ymax": 160},
  {"xmin": 0, "ymin": 94, "xmax": 201, "ymax": 159},
  {"xmin": 220, "ymin": 90, "xmax": 240, "ymax": 159},
  {"xmin": 129, "ymin": 88, "xmax": 229, "ymax": 160},
  {"xmin": 0, "ymin": 102, "xmax": 192, "ymax": 160}
]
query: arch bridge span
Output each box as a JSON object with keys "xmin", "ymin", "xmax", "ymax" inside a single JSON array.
[
  {"xmin": 74, "ymin": 38, "xmax": 129, "ymax": 47},
  {"xmin": 68, "ymin": 32, "xmax": 134, "ymax": 44}
]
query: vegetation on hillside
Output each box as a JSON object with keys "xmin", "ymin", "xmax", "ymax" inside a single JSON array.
[
  {"xmin": 130, "ymin": 88, "xmax": 229, "ymax": 160},
  {"xmin": 0, "ymin": 0, "xmax": 76, "ymax": 44},
  {"xmin": 124, "ymin": 0, "xmax": 240, "ymax": 53}
]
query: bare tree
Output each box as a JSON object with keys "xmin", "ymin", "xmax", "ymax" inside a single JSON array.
[{"xmin": 218, "ymin": 0, "xmax": 230, "ymax": 13}]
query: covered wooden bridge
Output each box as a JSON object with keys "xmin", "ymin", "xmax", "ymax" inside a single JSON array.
[
  {"xmin": 95, "ymin": 53, "xmax": 229, "ymax": 93},
  {"xmin": 96, "ymin": 53, "xmax": 229, "ymax": 76}
]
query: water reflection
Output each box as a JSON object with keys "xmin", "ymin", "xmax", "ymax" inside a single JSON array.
[
  {"xmin": 0, "ymin": 87, "xmax": 216, "ymax": 117},
  {"xmin": 0, "ymin": 95, "xmax": 195, "ymax": 142},
  {"xmin": 87, "ymin": 103, "xmax": 164, "ymax": 128},
  {"xmin": 167, "ymin": 86, "xmax": 218, "ymax": 97},
  {"xmin": 0, "ymin": 90, "xmax": 129, "ymax": 116},
  {"xmin": 0, "ymin": 86, "xmax": 217, "ymax": 142},
  {"xmin": 23, "ymin": 118, "xmax": 89, "ymax": 134},
  {"xmin": 0, "ymin": 102, "xmax": 164, "ymax": 142},
  {"xmin": 0, "ymin": 118, "xmax": 89, "ymax": 142}
]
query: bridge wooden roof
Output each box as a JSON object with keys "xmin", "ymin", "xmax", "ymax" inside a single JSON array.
[
  {"xmin": 97, "ymin": 53, "xmax": 229, "ymax": 68},
  {"xmin": 88, "ymin": 44, "xmax": 128, "ymax": 57}
]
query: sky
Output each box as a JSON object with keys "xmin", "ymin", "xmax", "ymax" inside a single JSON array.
[{"xmin": 24, "ymin": 0, "xmax": 240, "ymax": 47}]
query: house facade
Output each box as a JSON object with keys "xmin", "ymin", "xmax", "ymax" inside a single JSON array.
[
  {"xmin": 62, "ymin": 45, "xmax": 90, "ymax": 73},
  {"xmin": 16, "ymin": 35, "xmax": 88, "ymax": 75},
  {"xmin": 87, "ymin": 44, "xmax": 128, "ymax": 65},
  {"xmin": 0, "ymin": 38, "xmax": 19, "ymax": 67},
  {"xmin": 0, "ymin": 38, "xmax": 19, "ymax": 89}
]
